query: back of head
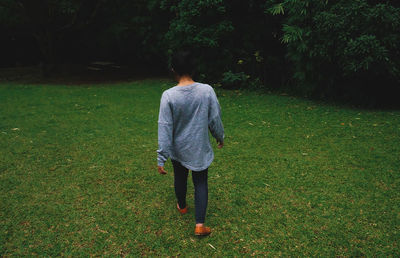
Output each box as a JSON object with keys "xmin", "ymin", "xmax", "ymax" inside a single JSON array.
[{"xmin": 171, "ymin": 50, "xmax": 195, "ymax": 77}]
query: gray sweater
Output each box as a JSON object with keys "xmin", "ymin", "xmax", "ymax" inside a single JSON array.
[{"xmin": 157, "ymin": 82, "xmax": 224, "ymax": 171}]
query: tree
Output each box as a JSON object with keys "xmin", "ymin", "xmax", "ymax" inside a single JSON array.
[
  {"xmin": 0, "ymin": 0, "xmax": 104, "ymax": 75},
  {"xmin": 161, "ymin": 0, "xmax": 285, "ymax": 87},
  {"xmin": 268, "ymin": 0, "xmax": 400, "ymax": 103}
]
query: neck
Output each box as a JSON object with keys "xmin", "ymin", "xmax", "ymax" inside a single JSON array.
[{"xmin": 177, "ymin": 75, "xmax": 195, "ymax": 86}]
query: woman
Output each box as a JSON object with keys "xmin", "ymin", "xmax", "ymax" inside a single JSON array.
[{"xmin": 157, "ymin": 50, "xmax": 224, "ymax": 236}]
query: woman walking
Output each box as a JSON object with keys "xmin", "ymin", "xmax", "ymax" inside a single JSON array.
[{"xmin": 157, "ymin": 50, "xmax": 224, "ymax": 236}]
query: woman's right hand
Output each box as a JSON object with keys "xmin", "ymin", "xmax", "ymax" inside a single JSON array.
[
  {"xmin": 158, "ymin": 166, "xmax": 167, "ymax": 175},
  {"xmin": 217, "ymin": 140, "xmax": 224, "ymax": 149}
]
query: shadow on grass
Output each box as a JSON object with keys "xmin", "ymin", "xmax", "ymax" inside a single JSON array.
[
  {"xmin": 2, "ymin": 65, "xmax": 398, "ymax": 111},
  {"xmin": 230, "ymin": 84, "xmax": 400, "ymax": 112},
  {"xmin": 0, "ymin": 65, "xmax": 170, "ymax": 86}
]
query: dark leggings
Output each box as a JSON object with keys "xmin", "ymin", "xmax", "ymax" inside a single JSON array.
[{"xmin": 171, "ymin": 159, "xmax": 208, "ymax": 224}]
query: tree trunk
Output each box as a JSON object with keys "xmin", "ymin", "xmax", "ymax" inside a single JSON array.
[
  {"xmin": 34, "ymin": 30, "xmax": 56, "ymax": 77},
  {"xmin": 17, "ymin": 0, "xmax": 56, "ymax": 76}
]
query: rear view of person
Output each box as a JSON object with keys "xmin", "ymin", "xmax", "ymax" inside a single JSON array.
[{"xmin": 157, "ymin": 50, "xmax": 224, "ymax": 236}]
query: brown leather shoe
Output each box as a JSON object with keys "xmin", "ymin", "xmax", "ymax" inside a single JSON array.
[
  {"xmin": 195, "ymin": 225, "xmax": 211, "ymax": 236},
  {"xmin": 176, "ymin": 203, "xmax": 188, "ymax": 214}
]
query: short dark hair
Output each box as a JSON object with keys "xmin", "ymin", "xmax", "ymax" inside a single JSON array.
[{"xmin": 170, "ymin": 50, "xmax": 195, "ymax": 77}]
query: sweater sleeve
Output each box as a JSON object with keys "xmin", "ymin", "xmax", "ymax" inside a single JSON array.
[
  {"xmin": 157, "ymin": 91, "xmax": 173, "ymax": 167},
  {"xmin": 208, "ymin": 87, "xmax": 225, "ymax": 143}
]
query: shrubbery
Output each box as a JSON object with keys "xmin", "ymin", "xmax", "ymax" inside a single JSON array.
[
  {"xmin": 267, "ymin": 0, "xmax": 400, "ymax": 104},
  {"xmin": 1, "ymin": 0, "xmax": 399, "ymax": 105},
  {"xmin": 160, "ymin": 0, "xmax": 400, "ymax": 105}
]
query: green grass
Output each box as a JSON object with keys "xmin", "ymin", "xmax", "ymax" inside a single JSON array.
[{"xmin": 1, "ymin": 79, "xmax": 399, "ymax": 256}]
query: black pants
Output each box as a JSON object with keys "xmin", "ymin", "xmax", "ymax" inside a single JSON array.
[{"xmin": 171, "ymin": 159, "xmax": 208, "ymax": 224}]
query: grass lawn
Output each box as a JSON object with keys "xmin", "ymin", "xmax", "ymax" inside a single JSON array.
[{"xmin": 0, "ymin": 79, "xmax": 399, "ymax": 256}]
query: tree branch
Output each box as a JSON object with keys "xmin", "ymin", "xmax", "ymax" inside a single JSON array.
[
  {"xmin": 86, "ymin": 0, "xmax": 102, "ymax": 25},
  {"xmin": 56, "ymin": 2, "xmax": 84, "ymax": 32},
  {"xmin": 0, "ymin": 0, "xmax": 23, "ymax": 10},
  {"xmin": 56, "ymin": 0, "xmax": 103, "ymax": 33}
]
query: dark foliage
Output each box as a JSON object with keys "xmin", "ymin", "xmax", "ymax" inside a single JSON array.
[
  {"xmin": 267, "ymin": 0, "xmax": 400, "ymax": 105},
  {"xmin": 0, "ymin": 0, "xmax": 399, "ymax": 105}
]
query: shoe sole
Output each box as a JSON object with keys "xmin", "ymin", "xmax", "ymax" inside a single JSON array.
[
  {"xmin": 195, "ymin": 233, "xmax": 211, "ymax": 236},
  {"xmin": 195, "ymin": 231, "xmax": 211, "ymax": 236}
]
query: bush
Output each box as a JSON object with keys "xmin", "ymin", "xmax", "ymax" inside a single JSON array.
[
  {"xmin": 269, "ymin": 0, "xmax": 400, "ymax": 104},
  {"xmin": 221, "ymin": 70, "xmax": 249, "ymax": 89},
  {"xmin": 161, "ymin": 0, "xmax": 285, "ymax": 88}
]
